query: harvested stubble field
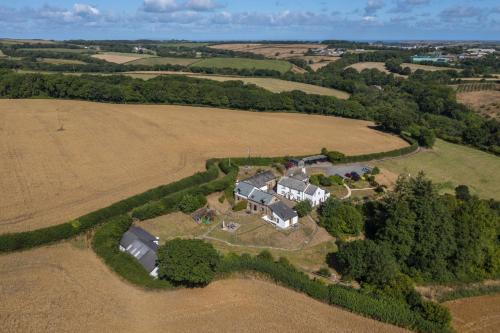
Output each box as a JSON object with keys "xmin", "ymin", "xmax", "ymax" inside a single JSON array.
[
  {"xmin": 125, "ymin": 71, "xmax": 350, "ymax": 98},
  {"xmin": 125, "ymin": 56, "xmax": 200, "ymax": 66},
  {"xmin": 0, "ymin": 99, "xmax": 407, "ymax": 234},
  {"xmin": 209, "ymin": 43, "xmax": 325, "ymax": 59},
  {"xmin": 38, "ymin": 58, "xmax": 87, "ymax": 65},
  {"xmin": 92, "ymin": 52, "xmax": 155, "ymax": 64},
  {"xmin": 444, "ymin": 294, "xmax": 500, "ymax": 333},
  {"xmin": 347, "ymin": 62, "xmax": 460, "ymax": 75},
  {"xmin": 457, "ymin": 89, "xmax": 500, "ymax": 120},
  {"xmin": 0, "ymin": 243, "xmax": 408, "ymax": 333}
]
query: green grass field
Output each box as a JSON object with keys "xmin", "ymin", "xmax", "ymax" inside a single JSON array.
[
  {"xmin": 125, "ymin": 57, "xmax": 200, "ymax": 66},
  {"xmin": 376, "ymin": 139, "xmax": 500, "ymax": 200},
  {"xmin": 191, "ymin": 57, "xmax": 293, "ymax": 73}
]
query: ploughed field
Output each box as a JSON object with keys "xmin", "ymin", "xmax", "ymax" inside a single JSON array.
[
  {"xmin": 444, "ymin": 294, "xmax": 500, "ymax": 333},
  {"xmin": 0, "ymin": 243, "xmax": 408, "ymax": 333},
  {"xmin": 0, "ymin": 99, "xmax": 408, "ymax": 233}
]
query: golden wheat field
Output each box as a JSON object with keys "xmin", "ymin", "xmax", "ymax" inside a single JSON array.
[
  {"xmin": 444, "ymin": 294, "xmax": 500, "ymax": 333},
  {"xmin": 0, "ymin": 99, "xmax": 407, "ymax": 233},
  {"xmin": 209, "ymin": 43, "xmax": 325, "ymax": 58},
  {"xmin": 0, "ymin": 243, "xmax": 409, "ymax": 333}
]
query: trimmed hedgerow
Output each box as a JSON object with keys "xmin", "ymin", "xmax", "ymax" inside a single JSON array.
[
  {"xmin": 91, "ymin": 214, "xmax": 171, "ymax": 289},
  {"xmin": 0, "ymin": 164, "xmax": 219, "ymax": 252}
]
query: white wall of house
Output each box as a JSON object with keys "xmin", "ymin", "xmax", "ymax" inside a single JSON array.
[
  {"xmin": 278, "ymin": 183, "xmax": 330, "ymax": 207},
  {"xmin": 150, "ymin": 267, "xmax": 159, "ymax": 278},
  {"xmin": 277, "ymin": 184, "xmax": 304, "ymax": 201},
  {"xmin": 265, "ymin": 212, "xmax": 298, "ymax": 229},
  {"xmin": 304, "ymin": 188, "xmax": 330, "ymax": 207}
]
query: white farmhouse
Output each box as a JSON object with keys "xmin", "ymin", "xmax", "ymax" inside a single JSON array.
[
  {"xmin": 277, "ymin": 176, "xmax": 330, "ymax": 207},
  {"xmin": 266, "ymin": 201, "xmax": 298, "ymax": 229}
]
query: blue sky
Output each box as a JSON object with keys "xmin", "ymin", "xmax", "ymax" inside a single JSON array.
[{"xmin": 1, "ymin": 0, "xmax": 499, "ymax": 40}]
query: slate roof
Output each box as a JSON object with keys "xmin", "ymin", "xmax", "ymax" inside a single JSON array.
[
  {"xmin": 270, "ymin": 201, "xmax": 298, "ymax": 221},
  {"xmin": 302, "ymin": 155, "xmax": 328, "ymax": 163},
  {"xmin": 235, "ymin": 181, "xmax": 256, "ymax": 198},
  {"xmin": 120, "ymin": 227, "xmax": 158, "ymax": 273},
  {"xmin": 305, "ymin": 184, "xmax": 320, "ymax": 196},
  {"xmin": 278, "ymin": 177, "xmax": 308, "ymax": 192},
  {"xmin": 248, "ymin": 188, "xmax": 275, "ymax": 205},
  {"xmin": 243, "ymin": 170, "xmax": 276, "ymax": 188},
  {"xmin": 290, "ymin": 171, "xmax": 308, "ymax": 182}
]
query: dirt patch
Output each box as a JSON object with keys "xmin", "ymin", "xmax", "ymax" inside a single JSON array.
[
  {"xmin": 0, "ymin": 99, "xmax": 407, "ymax": 233},
  {"xmin": 457, "ymin": 90, "xmax": 500, "ymax": 120},
  {"xmin": 0, "ymin": 244, "xmax": 408, "ymax": 333},
  {"xmin": 444, "ymin": 294, "xmax": 500, "ymax": 333}
]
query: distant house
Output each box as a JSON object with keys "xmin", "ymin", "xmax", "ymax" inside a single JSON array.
[
  {"xmin": 119, "ymin": 227, "xmax": 159, "ymax": 278},
  {"xmin": 411, "ymin": 55, "xmax": 450, "ymax": 63},
  {"xmin": 277, "ymin": 176, "xmax": 330, "ymax": 207}
]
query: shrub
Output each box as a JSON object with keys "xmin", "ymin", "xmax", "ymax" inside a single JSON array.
[
  {"xmin": 319, "ymin": 175, "xmax": 332, "ymax": 187},
  {"xmin": 371, "ymin": 166, "xmax": 380, "ymax": 175},
  {"xmin": 329, "ymin": 175, "xmax": 344, "ymax": 185},
  {"xmin": 309, "ymin": 174, "xmax": 320, "ymax": 186},
  {"xmin": 316, "ymin": 267, "xmax": 331, "ymax": 278},
  {"xmin": 319, "ymin": 199, "xmax": 363, "ymax": 237},
  {"xmin": 295, "ymin": 200, "xmax": 313, "ymax": 217},
  {"xmin": 326, "ymin": 150, "xmax": 345, "ymax": 162},
  {"xmin": 233, "ymin": 199, "xmax": 248, "ymax": 212},
  {"xmin": 158, "ymin": 239, "xmax": 220, "ymax": 286},
  {"xmin": 419, "ymin": 302, "xmax": 452, "ymax": 327},
  {"xmin": 178, "ymin": 193, "xmax": 207, "ymax": 213},
  {"xmin": 257, "ymin": 250, "xmax": 274, "ymax": 261},
  {"xmin": 218, "ymin": 194, "xmax": 225, "ymax": 203},
  {"xmin": 332, "ymin": 240, "xmax": 399, "ymax": 287}
]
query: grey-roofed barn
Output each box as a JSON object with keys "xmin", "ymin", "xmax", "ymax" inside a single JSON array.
[
  {"xmin": 242, "ymin": 170, "xmax": 277, "ymax": 188},
  {"xmin": 235, "ymin": 181, "xmax": 255, "ymax": 198},
  {"xmin": 119, "ymin": 227, "xmax": 159, "ymax": 276},
  {"xmin": 270, "ymin": 201, "xmax": 298, "ymax": 221},
  {"xmin": 248, "ymin": 188, "xmax": 275, "ymax": 205},
  {"xmin": 278, "ymin": 177, "xmax": 308, "ymax": 192}
]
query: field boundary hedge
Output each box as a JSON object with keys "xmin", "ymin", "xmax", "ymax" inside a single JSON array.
[
  {"xmin": 0, "ymin": 162, "xmax": 219, "ymax": 252},
  {"xmin": 218, "ymin": 254, "xmax": 451, "ymax": 333},
  {"xmin": 0, "ymin": 135, "xmax": 416, "ymax": 253}
]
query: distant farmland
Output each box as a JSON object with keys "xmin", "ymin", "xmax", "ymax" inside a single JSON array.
[
  {"xmin": 125, "ymin": 57, "xmax": 200, "ymax": 66},
  {"xmin": 18, "ymin": 47, "xmax": 91, "ymax": 53},
  {"xmin": 192, "ymin": 57, "xmax": 293, "ymax": 73},
  {"xmin": 347, "ymin": 62, "xmax": 460, "ymax": 75},
  {"xmin": 125, "ymin": 71, "xmax": 349, "ymax": 98},
  {"xmin": 38, "ymin": 58, "xmax": 87, "ymax": 65},
  {"xmin": 92, "ymin": 52, "xmax": 155, "ymax": 64}
]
